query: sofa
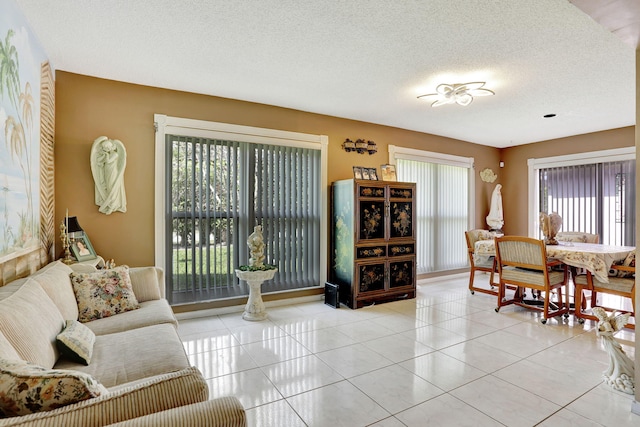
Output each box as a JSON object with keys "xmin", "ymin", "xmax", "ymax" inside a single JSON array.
[{"xmin": 0, "ymin": 260, "xmax": 246, "ymax": 426}]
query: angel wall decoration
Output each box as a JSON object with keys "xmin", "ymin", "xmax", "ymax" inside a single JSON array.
[{"xmin": 90, "ymin": 136, "xmax": 127, "ymax": 215}]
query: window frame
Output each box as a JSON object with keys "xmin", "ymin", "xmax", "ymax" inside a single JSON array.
[
  {"xmin": 527, "ymin": 146, "xmax": 635, "ymax": 237},
  {"xmin": 154, "ymin": 114, "xmax": 329, "ymax": 289},
  {"xmin": 389, "ymin": 145, "xmax": 475, "ymax": 273}
]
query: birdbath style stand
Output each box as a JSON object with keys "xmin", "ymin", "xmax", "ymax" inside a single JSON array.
[{"xmin": 235, "ymin": 269, "xmax": 277, "ymax": 321}]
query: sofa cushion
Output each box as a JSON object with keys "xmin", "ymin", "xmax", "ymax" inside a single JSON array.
[
  {"xmin": 0, "ymin": 357, "xmax": 107, "ymax": 416},
  {"xmin": 70, "ymin": 267, "xmax": 140, "ymax": 323},
  {"xmin": 0, "ymin": 367, "xmax": 209, "ymax": 426},
  {"xmin": 128, "ymin": 267, "xmax": 163, "ymax": 302},
  {"xmin": 57, "ymin": 320, "xmax": 96, "ymax": 365},
  {"xmin": 0, "ymin": 280, "xmax": 65, "ymax": 368},
  {"xmin": 30, "ymin": 261, "xmax": 79, "ymax": 320},
  {"xmin": 0, "ymin": 332, "xmax": 20, "ymax": 360},
  {"xmin": 54, "ymin": 323, "xmax": 190, "ymax": 388},
  {"xmin": 85, "ymin": 299, "xmax": 178, "ymax": 336}
]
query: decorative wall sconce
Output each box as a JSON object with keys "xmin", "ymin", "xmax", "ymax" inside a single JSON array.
[
  {"xmin": 342, "ymin": 139, "xmax": 356, "ymax": 152},
  {"xmin": 343, "ymin": 138, "xmax": 377, "ymax": 155}
]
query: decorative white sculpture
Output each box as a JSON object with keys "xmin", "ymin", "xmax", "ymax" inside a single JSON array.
[
  {"xmin": 592, "ymin": 307, "xmax": 635, "ymax": 394},
  {"xmin": 539, "ymin": 212, "xmax": 562, "ymax": 245},
  {"xmin": 486, "ymin": 184, "xmax": 504, "ymax": 231},
  {"xmin": 248, "ymin": 225, "xmax": 266, "ymax": 267},
  {"xmin": 235, "ymin": 225, "xmax": 277, "ymax": 321},
  {"xmin": 90, "ymin": 136, "xmax": 127, "ymax": 215}
]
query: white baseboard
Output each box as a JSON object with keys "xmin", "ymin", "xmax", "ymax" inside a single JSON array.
[{"xmin": 175, "ymin": 294, "xmax": 323, "ymax": 320}]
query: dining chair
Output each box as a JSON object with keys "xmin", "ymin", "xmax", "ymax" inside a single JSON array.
[
  {"xmin": 573, "ymin": 262, "xmax": 635, "ymax": 330},
  {"xmin": 494, "ymin": 236, "xmax": 570, "ymax": 324},
  {"xmin": 465, "ymin": 229, "xmax": 498, "ymax": 295},
  {"xmin": 556, "ymin": 232, "xmax": 599, "ymax": 244}
]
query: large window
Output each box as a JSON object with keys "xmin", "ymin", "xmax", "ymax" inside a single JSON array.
[
  {"xmin": 390, "ymin": 146, "xmax": 474, "ymax": 274},
  {"xmin": 528, "ymin": 148, "xmax": 635, "ymax": 246},
  {"xmin": 155, "ymin": 116, "xmax": 328, "ymax": 305}
]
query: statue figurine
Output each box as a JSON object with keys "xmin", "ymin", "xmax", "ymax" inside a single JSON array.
[
  {"xmin": 247, "ymin": 225, "xmax": 265, "ymax": 267},
  {"xmin": 592, "ymin": 307, "xmax": 635, "ymax": 394},
  {"xmin": 486, "ymin": 184, "xmax": 504, "ymax": 232},
  {"xmin": 539, "ymin": 212, "xmax": 562, "ymax": 245}
]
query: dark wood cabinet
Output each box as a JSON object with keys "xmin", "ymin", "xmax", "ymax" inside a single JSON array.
[{"xmin": 330, "ymin": 179, "xmax": 416, "ymax": 308}]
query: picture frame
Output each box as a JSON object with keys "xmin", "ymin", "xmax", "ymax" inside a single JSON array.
[
  {"xmin": 361, "ymin": 168, "xmax": 371, "ymax": 180},
  {"xmin": 70, "ymin": 234, "xmax": 97, "ymax": 262},
  {"xmin": 368, "ymin": 168, "xmax": 378, "ymax": 181},
  {"xmin": 353, "ymin": 166, "xmax": 363, "ymax": 180},
  {"xmin": 381, "ymin": 164, "xmax": 397, "ymax": 182}
]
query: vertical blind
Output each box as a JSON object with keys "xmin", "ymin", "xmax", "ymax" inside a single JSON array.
[
  {"xmin": 538, "ymin": 160, "xmax": 635, "ymax": 246},
  {"xmin": 166, "ymin": 135, "xmax": 321, "ymax": 304},
  {"xmin": 397, "ymin": 158, "xmax": 469, "ymax": 273}
]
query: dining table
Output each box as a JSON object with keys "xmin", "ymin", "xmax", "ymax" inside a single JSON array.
[{"xmin": 474, "ymin": 239, "xmax": 635, "ymax": 283}]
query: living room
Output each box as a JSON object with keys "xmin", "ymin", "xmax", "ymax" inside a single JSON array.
[{"xmin": 1, "ymin": 0, "xmax": 639, "ymax": 426}]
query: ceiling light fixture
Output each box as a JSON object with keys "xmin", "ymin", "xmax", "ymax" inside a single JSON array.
[{"xmin": 418, "ymin": 82, "xmax": 494, "ymax": 107}]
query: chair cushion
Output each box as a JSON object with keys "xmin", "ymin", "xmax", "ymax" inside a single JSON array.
[
  {"xmin": 0, "ymin": 357, "xmax": 106, "ymax": 416},
  {"xmin": 70, "ymin": 267, "xmax": 140, "ymax": 323},
  {"xmin": 501, "ymin": 267, "xmax": 565, "ymax": 287},
  {"xmin": 574, "ymin": 274, "xmax": 635, "ymax": 294},
  {"xmin": 56, "ymin": 320, "xmax": 96, "ymax": 365},
  {"xmin": 557, "ymin": 234, "xmax": 587, "ymax": 243}
]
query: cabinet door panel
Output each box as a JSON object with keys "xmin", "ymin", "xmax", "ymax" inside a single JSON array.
[
  {"xmin": 358, "ymin": 200, "xmax": 385, "ymax": 240},
  {"xmin": 356, "ymin": 262, "xmax": 386, "ymax": 293},
  {"xmin": 389, "ymin": 258, "xmax": 415, "ymax": 289},
  {"xmin": 389, "ymin": 200, "xmax": 413, "ymax": 239}
]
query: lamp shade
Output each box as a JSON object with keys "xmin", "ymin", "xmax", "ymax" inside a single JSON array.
[{"xmin": 66, "ymin": 216, "xmax": 84, "ymax": 234}]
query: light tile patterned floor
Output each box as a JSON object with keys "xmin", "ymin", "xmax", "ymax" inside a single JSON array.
[{"xmin": 177, "ymin": 274, "xmax": 638, "ymax": 427}]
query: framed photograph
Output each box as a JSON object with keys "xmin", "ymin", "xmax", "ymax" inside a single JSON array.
[
  {"xmin": 353, "ymin": 166, "xmax": 363, "ymax": 180},
  {"xmin": 361, "ymin": 168, "xmax": 371, "ymax": 180},
  {"xmin": 71, "ymin": 234, "xmax": 97, "ymax": 261},
  {"xmin": 368, "ymin": 168, "xmax": 378, "ymax": 180},
  {"xmin": 381, "ymin": 164, "xmax": 397, "ymax": 182}
]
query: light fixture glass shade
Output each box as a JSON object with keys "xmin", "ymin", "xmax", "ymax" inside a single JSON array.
[{"xmin": 418, "ymin": 82, "xmax": 494, "ymax": 107}]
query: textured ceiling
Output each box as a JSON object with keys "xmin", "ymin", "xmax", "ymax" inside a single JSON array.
[{"xmin": 14, "ymin": 0, "xmax": 637, "ymax": 148}]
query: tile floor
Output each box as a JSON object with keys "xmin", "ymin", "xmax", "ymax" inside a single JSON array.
[{"xmin": 177, "ymin": 274, "xmax": 638, "ymax": 427}]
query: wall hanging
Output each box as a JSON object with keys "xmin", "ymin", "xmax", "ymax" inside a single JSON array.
[
  {"xmin": 342, "ymin": 139, "xmax": 377, "ymax": 155},
  {"xmin": 90, "ymin": 136, "xmax": 127, "ymax": 215}
]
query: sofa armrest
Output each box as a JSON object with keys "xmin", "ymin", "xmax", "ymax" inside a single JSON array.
[
  {"xmin": 0, "ymin": 367, "xmax": 207, "ymax": 427},
  {"xmin": 105, "ymin": 397, "xmax": 246, "ymax": 427},
  {"xmin": 128, "ymin": 266, "xmax": 165, "ymax": 301}
]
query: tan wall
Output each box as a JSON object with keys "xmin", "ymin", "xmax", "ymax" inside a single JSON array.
[
  {"xmin": 500, "ymin": 127, "xmax": 636, "ymax": 236},
  {"xmin": 55, "ymin": 71, "xmax": 500, "ymax": 267}
]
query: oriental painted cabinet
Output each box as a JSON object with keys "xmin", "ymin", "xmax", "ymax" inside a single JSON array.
[{"xmin": 330, "ymin": 179, "xmax": 416, "ymax": 308}]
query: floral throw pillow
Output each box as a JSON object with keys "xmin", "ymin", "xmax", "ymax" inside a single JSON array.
[
  {"xmin": 56, "ymin": 320, "xmax": 96, "ymax": 365},
  {"xmin": 0, "ymin": 357, "xmax": 107, "ymax": 416},
  {"xmin": 70, "ymin": 266, "xmax": 140, "ymax": 323}
]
